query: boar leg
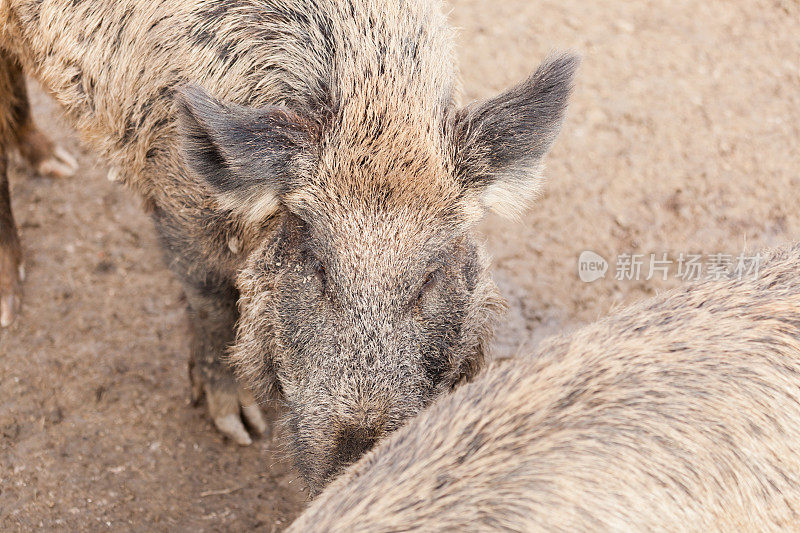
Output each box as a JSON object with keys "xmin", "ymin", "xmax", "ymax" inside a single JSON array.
[
  {"xmin": 0, "ymin": 148, "xmax": 21, "ymax": 328},
  {"xmin": 2, "ymin": 54, "xmax": 77, "ymax": 178},
  {"xmin": 184, "ymin": 283, "xmax": 267, "ymax": 445},
  {"xmin": 0, "ymin": 52, "xmax": 24, "ymax": 327}
]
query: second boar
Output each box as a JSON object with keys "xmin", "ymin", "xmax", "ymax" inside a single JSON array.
[{"xmin": 291, "ymin": 243, "xmax": 800, "ymax": 529}]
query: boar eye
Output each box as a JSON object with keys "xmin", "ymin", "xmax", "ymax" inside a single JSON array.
[
  {"xmin": 315, "ymin": 263, "xmax": 327, "ymax": 291},
  {"xmin": 415, "ymin": 269, "xmax": 440, "ymax": 304}
]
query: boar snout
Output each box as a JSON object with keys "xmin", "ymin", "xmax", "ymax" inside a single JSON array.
[
  {"xmin": 294, "ymin": 387, "xmax": 420, "ymax": 492},
  {"xmin": 334, "ymin": 425, "xmax": 380, "ymax": 467}
]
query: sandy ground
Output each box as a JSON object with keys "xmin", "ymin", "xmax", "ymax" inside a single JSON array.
[{"xmin": 2, "ymin": 0, "xmax": 799, "ymax": 529}]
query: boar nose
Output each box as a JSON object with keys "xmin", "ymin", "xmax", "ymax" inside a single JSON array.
[{"xmin": 335, "ymin": 425, "xmax": 380, "ymax": 467}]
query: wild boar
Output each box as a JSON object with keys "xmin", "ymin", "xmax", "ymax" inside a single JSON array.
[
  {"xmin": 0, "ymin": 0, "xmax": 576, "ymax": 489},
  {"xmin": 291, "ymin": 243, "xmax": 800, "ymax": 530}
]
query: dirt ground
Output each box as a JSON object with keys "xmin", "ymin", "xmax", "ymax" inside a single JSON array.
[{"xmin": 2, "ymin": 0, "xmax": 799, "ymax": 530}]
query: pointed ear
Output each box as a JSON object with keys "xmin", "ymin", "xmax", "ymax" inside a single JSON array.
[
  {"xmin": 176, "ymin": 85, "xmax": 318, "ymax": 223},
  {"xmin": 451, "ymin": 54, "xmax": 579, "ymax": 218}
]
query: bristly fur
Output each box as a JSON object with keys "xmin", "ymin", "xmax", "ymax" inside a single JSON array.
[
  {"xmin": 291, "ymin": 242, "xmax": 800, "ymax": 531},
  {"xmin": 1, "ymin": 0, "xmax": 575, "ymax": 489}
]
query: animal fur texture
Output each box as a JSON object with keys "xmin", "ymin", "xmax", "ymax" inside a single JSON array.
[
  {"xmin": 290, "ymin": 243, "xmax": 800, "ymax": 530},
  {"xmin": 0, "ymin": 0, "xmax": 576, "ymax": 489}
]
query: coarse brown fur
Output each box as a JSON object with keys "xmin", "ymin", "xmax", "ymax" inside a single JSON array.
[
  {"xmin": 0, "ymin": 0, "xmax": 576, "ymax": 489},
  {"xmin": 291, "ymin": 243, "xmax": 800, "ymax": 531}
]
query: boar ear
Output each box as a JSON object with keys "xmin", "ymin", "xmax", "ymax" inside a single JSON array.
[
  {"xmin": 452, "ymin": 54, "xmax": 579, "ymax": 219},
  {"xmin": 176, "ymin": 85, "xmax": 318, "ymax": 223}
]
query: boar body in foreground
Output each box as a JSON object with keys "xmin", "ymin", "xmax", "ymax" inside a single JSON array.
[
  {"xmin": 0, "ymin": 0, "xmax": 576, "ymax": 488},
  {"xmin": 291, "ymin": 243, "xmax": 800, "ymax": 530}
]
